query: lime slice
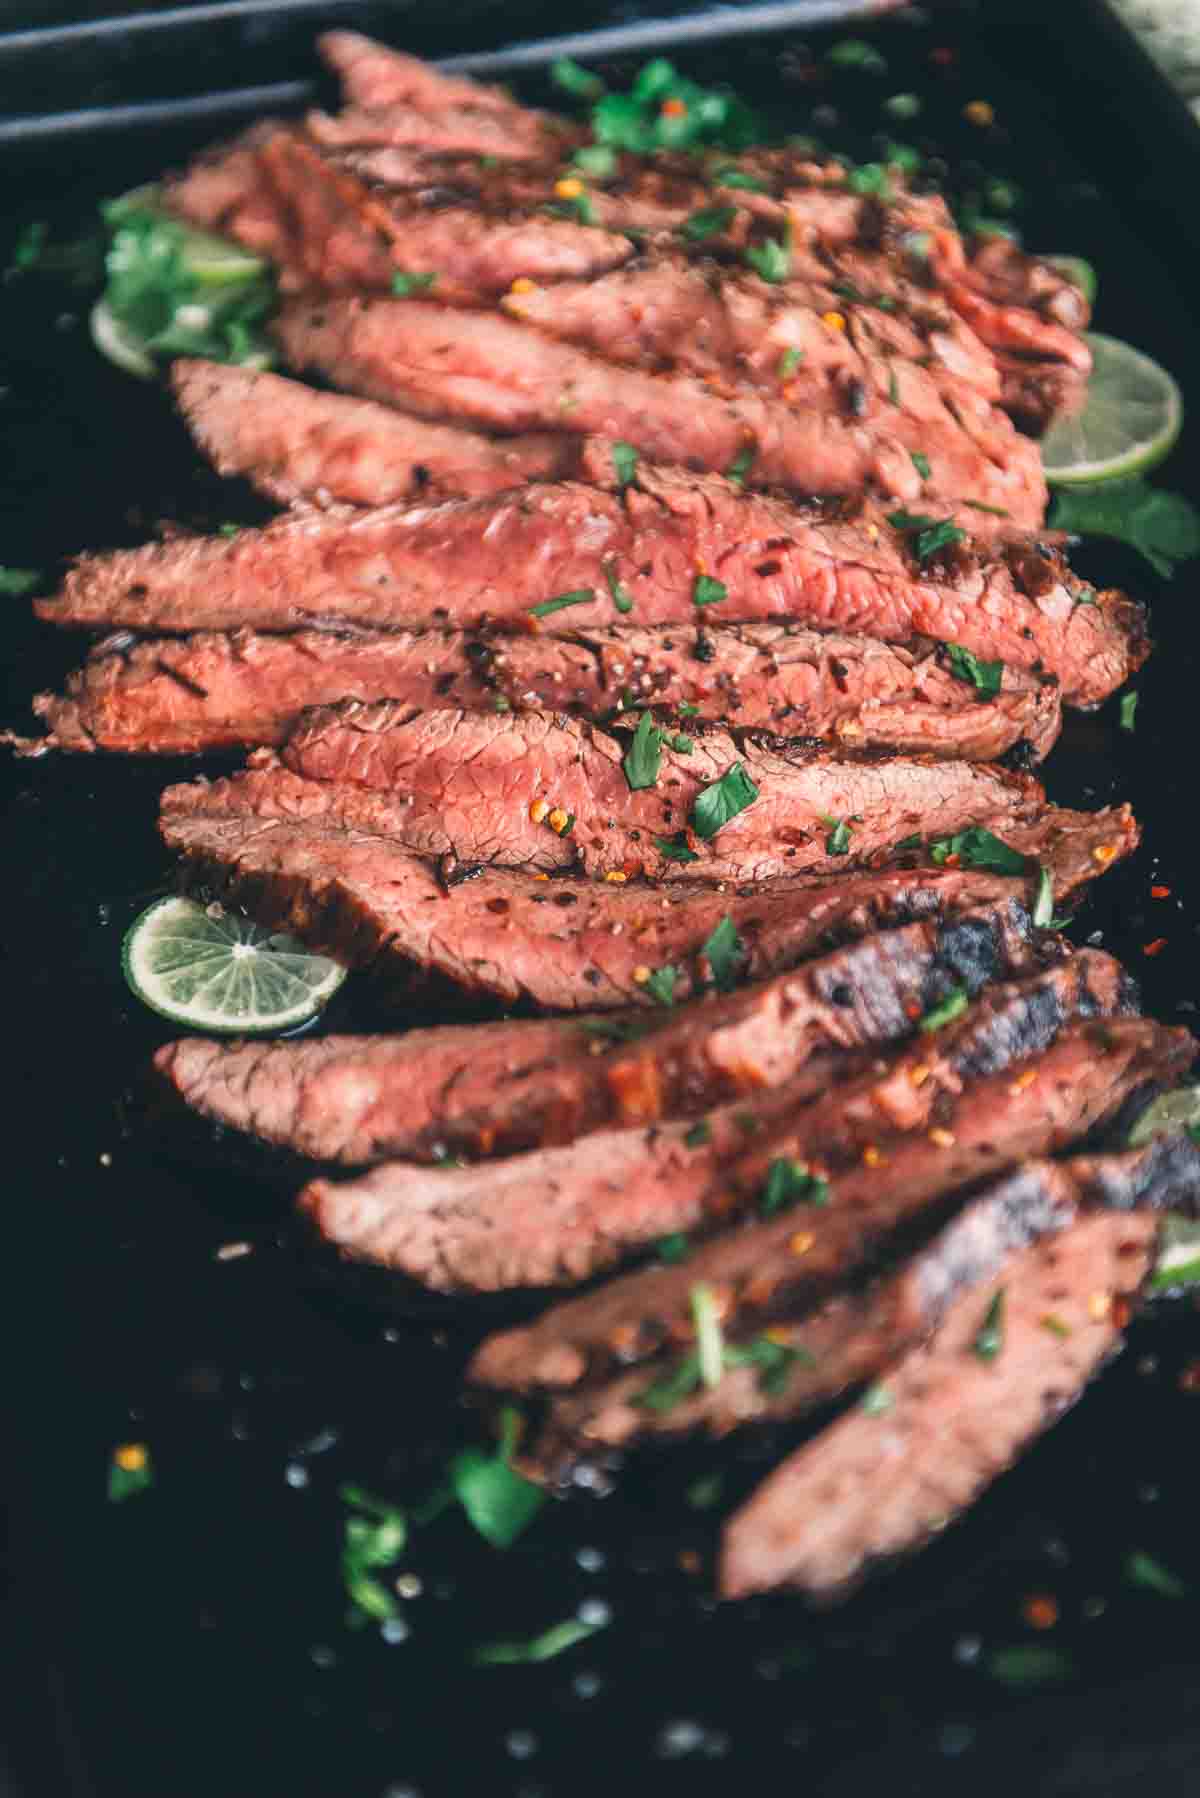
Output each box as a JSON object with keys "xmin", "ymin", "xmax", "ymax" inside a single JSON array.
[
  {"xmin": 1043, "ymin": 254, "xmax": 1097, "ymax": 306},
  {"xmin": 106, "ymin": 183, "xmax": 266, "ymax": 287},
  {"xmin": 122, "ymin": 896, "xmax": 346, "ymax": 1033},
  {"xmin": 1041, "ymin": 332, "xmax": 1182, "ymax": 486},
  {"xmin": 1127, "ymin": 1084, "xmax": 1200, "ymax": 1147},
  {"xmin": 90, "ymin": 299, "xmax": 157, "ymax": 379}
]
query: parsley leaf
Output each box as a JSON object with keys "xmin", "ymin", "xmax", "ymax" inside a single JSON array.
[
  {"xmin": 573, "ymin": 144, "xmax": 617, "ymax": 179},
  {"xmin": 605, "ymin": 562, "xmax": 634, "ymax": 614},
  {"xmin": 887, "ymin": 510, "xmax": 968, "ymax": 563},
  {"xmin": 972, "ymin": 1288, "xmax": 1005, "ymax": 1360},
  {"xmin": 657, "ymin": 1232, "xmax": 691, "ymax": 1262},
  {"xmin": 1124, "ymin": 1550, "xmax": 1187, "ymax": 1599},
  {"xmin": 447, "ymin": 1407, "xmax": 544, "ymax": 1549},
  {"xmin": 681, "ymin": 204, "xmax": 736, "ymax": 240},
  {"xmin": 611, "ymin": 441, "xmax": 639, "ymax": 488},
  {"xmin": 623, "ymin": 710, "xmax": 663, "ymax": 790},
  {"xmin": 860, "ymin": 1382, "xmax": 894, "ymax": 1416},
  {"xmin": 725, "ymin": 444, "xmax": 755, "ymax": 487},
  {"xmin": 691, "ymin": 762, "xmax": 759, "ymax": 839},
  {"xmin": 929, "ymin": 826, "xmax": 1027, "ymax": 875},
  {"xmin": 1051, "ymin": 479, "xmax": 1200, "ymax": 579},
  {"xmin": 988, "ymin": 1645, "xmax": 1075, "ymax": 1689},
  {"xmin": 725, "ymin": 1335, "xmax": 816, "ymax": 1397},
  {"xmin": 654, "ymin": 831, "xmax": 700, "ymax": 863},
  {"xmin": 778, "ymin": 346, "xmax": 805, "ymax": 380},
  {"xmin": 635, "ymin": 1350, "xmax": 703, "ymax": 1412},
  {"xmin": 529, "ymin": 588, "xmax": 594, "ymax": 620},
  {"xmin": 946, "ymin": 643, "xmax": 1003, "ymax": 697},
  {"xmin": 644, "ymin": 964, "xmax": 679, "ymax": 1007},
  {"xmin": 847, "ymin": 162, "xmax": 892, "ymax": 198},
  {"xmin": 760, "ymin": 1158, "xmax": 829, "ymax": 1215},
  {"xmin": 700, "ymin": 914, "xmax": 746, "ymax": 991},
  {"xmin": 107, "ymin": 1445, "xmax": 153, "ymax": 1503},
  {"xmin": 910, "ymin": 451, "xmax": 931, "ymax": 480},
  {"xmin": 827, "ymin": 39, "xmax": 887, "ymax": 73},
  {"xmin": 475, "ymin": 1616, "xmax": 606, "ymax": 1665},
  {"xmin": 820, "ymin": 814, "xmax": 853, "ymax": 857},
  {"xmin": 339, "ymin": 1484, "xmax": 408, "ymax": 1625},
  {"xmin": 744, "ymin": 229, "xmax": 792, "ymax": 284},
  {"xmin": 0, "ymin": 566, "xmax": 41, "ymax": 595},
  {"xmin": 683, "ymin": 1120, "xmax": 712, "ymax": 1148},
  {"xmin": 693, "ymin": 574, "xmax": 727, "ymax": 607},
  {"xmin": 1120, "ymin": 690, "xmax": 1138, "ymax": 733},
  {"xmin": 551, "ymin": 57, "xmax": 606, "ymax": 99},
  {"xmin": 391, "ymin": 270, "xmax": 437, "ymax": 297},
  {"xmin": 918, "ymin": 986, "xmax": 969, "ymax": 1033},
  {"xmin": 714, "ymin": 167, "xmax": 767, "ymax": 192}
]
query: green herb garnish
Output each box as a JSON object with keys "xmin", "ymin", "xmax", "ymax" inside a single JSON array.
[
  {"xmin": 760, "ymin": 1158, "xmax": 829, "ymax": 1216},
  {"xmin": 727, "ymin": 1335, "xmax": 816, "ymax": 1397},
  {"xmin": 847, "ymin": 162, "xmax": 892, "ymax": 198},
  {"xmin": 929, "ymin": 826, "xmax": 1027, "ymax": 875},
  {"xmin": 778, "ymin": 346, "xmax": 805, "ymax": 380},
  {"xmin": 884, "ymin": 93, "xmax": 922, "ymax": 119},
  {"xmin": 744, "ymin": 229, "xmax": 792, "ymax": 284},
  {"xmin": 972, "ymin": 1288, "xmax": 1005, "ymax": 1360},
  {"xmin": 107, "ymin": 1444, "xmax": 154, "ymax": 1503},
  {"xmin": 820, "ymin": 814, "xmax": 853, "ymax": 857},
  {"xmin": 551, "ymin": 57, "xmax": 606, "ymax": 99},
  {"xmin": 713, "ymin": 167, "xmax": 767, "ymax": 192},
  {"xmin": 910, "ymin": 451, "xmax": 931, "ymax": 481},
  {"xmin": 693, "ymin": 574, "xmax": 728, "ymax": 608},
  {"xmin": 827, "ymin": 39, "xmax": 887, "ymax": 73},
  {"xmin": 1032, "ymin": 865, "xmax": 1054, "ymax": 929},
  {"xmin": 681, "ymin": 204, "xmax": 736, "ymax": 241},
  {"xmin": 701, "ymin": 914, "xmax": 746, "ymax": 991},
  {"xmin": 447, "ymin": 1406, "xmax": 544, "ymax": 1550},
  {"xmin": 946, "ymin": 643, "xmax": 1003, "ymax": 697},
  {"xmin": 644, "ymin": 964, "xmax": 679, "ymax": 1007},
  {"xmin": 657, "ymin": 1232, "xmax": 691, "ymax": 1263},
  {"xmin": 391, "ymin": 270, "xmax": 437, "ymax": 297},
  {"xmin": 1119, "ymin": 691, "xmax": 1139, "ymax": 733},
  {"xmin": 475, "ymin": 1616, "xmax": 606, "ymax": 1666},
  {"xmin": 529, "ymin": 588, "xmax": 594, "ymax": 620},
  {"xmin": 725, "ymin": 444, "xmax": 755, "ymax": 487},
  {"xmin": 339, "ymin": 1484, "xmax": 408, "ymax": 1625},
  {"xmin": 684, "ymin": 1119, "xmax": 712, "ymax": 1148},
  {"xmin": 1125, "ymin": 1550, "xmax": 1187, "ymax": 1599},
  {"xmin": 572, "ymin": 144, "xmax": 618, "ymax": 179},
  {"xmin": 988, "ymin": 1646, "xmax": 1075, "ymax": 1689},
  {"xmin": 605, "ymin": 562, "xmax": 635, "ymax": 614},
  {"xmin": 623, "ymin": 710, "xmax": 664, "ymax": 791},
  {"xmin": 611, "ymin": 441, "xmax": 639, "ymax": 488},
  {"xmin": 860, "ymin": 1382, "xmax": 894, "ymax": 1416},
  {"xmin": 887, "ymin": 510, "xmax": 968, "ymax": 563},
  {"xmin": 654, "ymin": 831, "xmax": 700, "ymax": 863},
  {"xmin": 0, "ymin": 566, "xmax": 42, "ymax": 595},
  {"xmin": 1051, "ymin": 479, "xmax": 1200, "ymax": 580},
  {"xmin": 691, "ymin": 762, "xmax": 759, "ymax": 840},
  {"xmin": 918, "ymin": 986, "xmax": 969, "ymax": 1033}
]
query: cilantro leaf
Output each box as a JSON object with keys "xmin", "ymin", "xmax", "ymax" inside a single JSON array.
[
  {"xmin": 654, "ymin": 831, "xmax": 700, "ymax": 863},
  {"xmin": 0, "ymin": 566, "xmax": 42, "ymax": 595},
  {"xmin": 946, "ymin": 643, "xmax": 1003, "ymax": 697},
  {"xmin": 605, "ymin": 562, "xmax": 634, "ymax": 614},
  {"xmin": 820, "ymin": 814, "xmax": 853, "ymax": 857},
  {"xmin": 713, "ymin": 168, "xmax": 767, "ymax": 192},
  {"xmin": 725, "ymin": 444, "xmax": 755, "ymax": 487},
  {"xmin": 700, "ymin": 914, "xmax": 746, "ymax": 991},
  {"xmin": 918, "ymin": 986, "xmax": 969, "ymax": 1032},
  {"xmin": 551, "ymin": 57, "xmax": 605, "ymax": 99},
  {"xmin": 475, "ymin": 1616, "xmax": 605, "ymax": 1665},
  {"xmin": 644, "ymin": 964, "xmax": 679, "ymax": 1007},
  {"xmin": 529, "ymin": 588, "xmax": 593, "ymax": 620},
  {"xmin": 928, "ymin": 825, "xmax": 1028, "ymax": 875},
  {"xmin": 391, "ymin": 271, "xmax": 437, "ymax": 297},
  {"xmin": 1124, "ymin": 1550, "xmax": 1187, "ymax": 1599},
  {"xmin": 1051, "ymin": 479, "xmax": 1200, "ymax": 579},
  {"xmin": 693, "ymin": 574, "xmax": 727, "ymax": 607},
  {"xmin": 910, "ymin": 451, "xmax": 931, "ymax": 480},
  {"xmin": 827, "ymin": 39, "xmax": 887, "ymax": 73},
  {"xmin": 778, "ymin": 346, "xmax": 805, "ymax": 380},
  {"xmin": 623, "ymin": 710, "xmax": 663, "ymax": 790},
  {"xmin": 107, "ymin": 1445, "xmax": 153, "ymax": 1503},
  {"xmin": 681, "ymin": 204, "xmax": 736, "ymax": 241},
  {"xmin": 691, "ymin": 762, "xmax": 759, "ymax": 839},
  {"xmin": 887, "ymin": 510, "xmax": 967, "ymax": 563},
  {"xmin": 448, "ymin": 1407, "xmax": 544, "ymax": 1549},
  {"xmin": 657, "ymin": 1231, "xmax": 691, "ymax": 1262},
  {"xmin": 744, "ymin": 230, "xmax": 791, "ymax": 284},
  {"xmin": 611, "ymin": 441, "xmax": 639, "ymax": 488},
  {"xmin": 1120, "ymin": 690, "xmax": 1138, "ymax": 733},
  {"xmin": 972, "ymin": 1288, "xmax": 1005, "ymax": 1360},
  {"xmin": 760, "ymin": 1158, "xmax": 829, "ymax": 1215}
]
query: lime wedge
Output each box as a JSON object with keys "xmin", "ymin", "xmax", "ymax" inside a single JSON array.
[
  {"xmin": 1041, "ymin": 332, "xmax": 1182, "ymax": 486},
  {"xmin": 1043, "ymin": 254, "xmax": 1097, "ymax": 306},
  {"xmin": 1127, "ymin": 1084, "xmax": 1200, "ymax": 1147},
  {"xmin": 90, "ymin": 300, "xmax": 157, "ymax": 380},
  {"xmin": 122, "ymin": 896, "xmax": 346, "ymax": 1033},
  {"xmin": 106, "ymin": 183, "xmax": 266, "ymax": 287}
]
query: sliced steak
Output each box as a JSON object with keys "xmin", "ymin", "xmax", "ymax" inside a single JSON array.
[
  {"xmin": 172, "ymin": 360, "xmax": 580, "ymax": 507},
  {"xmin": 17, "ymin": 619, "xmax": 1061, "ymax": 760},
  {"xmin": 40, "ymin": 466, "xmax": 1144, "ymax": 708},
  {"xmin": 159, "ymin": 778, "xmax": 1138, "ymax": 1010},
  {"xmin": 719, "ymin": 1182, "xmax": 1177, "ymax": 1598},
  {"xmin": 469, "ymin": 1013, "xmax": 1189, "ymax": 1387},
  {"xmin": 272, "ymin": 297, "xmax": 1045, "ymax": 528},
  {"xmin": 524, "ymin": 1151, "xmax": 1102, "ymax": 1478},
  {"xmin": 275, "ymin": 701, "xmax": 1047, "ymax": 882},
  {"xmin": 300, "ymin": 952, "xmax": 1127, "ymax": 1293},
  {"xmin": 317, "ymin": 32, "xmax": 534, "ymax": 118}
]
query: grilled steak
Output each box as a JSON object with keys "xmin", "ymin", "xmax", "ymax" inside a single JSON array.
[
  {"xmin": 300, "ymin": 952, "xmax": 1127, "ymax": 1293},
  {"xmin": 524, "ymin": 1155, "xmax": 1098, "ymax": 1479},
  {"xmin": 39, "ymin": 466, "xmax": 1144, "ymax": 708},
  {"xmin": 159, "ymin": 771, "xmax": 1139, "ymax": 1009},
  {"xmin": 318, "ymin": 31, "xmax": 535, "ymax": 119},
  {"xmin": 719, "ymin": 1185, "xmax": 1173, "ymax": 1599},
  {"xmin": 469, "ymin": 1013, "xmax": 1190, "ymax": 1387},
  {"xmin": 16, "ymin": 618, "xmax": 1061, "ymax": 762},
  {"xmin": 273, "ymin": 701, "xmax": 1046, "ymax": 882},
  {"xmin": 172, "ymin": 360, "xmax": 581, "ymax": 507},
  {"xmin": 272, "ymin": 296, "xmax": 1045, "ymax": 528}
]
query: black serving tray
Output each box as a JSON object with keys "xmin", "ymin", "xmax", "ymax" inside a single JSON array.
[{"xmin": 4, "ymin": 4, "xmax": 1200, "ymax": 1796}]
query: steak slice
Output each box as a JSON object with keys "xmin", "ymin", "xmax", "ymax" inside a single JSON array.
[
  {"xmin": 17, "ymin": 619, "xmax": 1062, "ymax": 760},
  {"xmin": 300, "ymin": 951, "xmax": 1126, "ymax": 1294},
  {"xmin": 171, "ymin": 360, "xmax": 581, "ymax": 507},
  {"xmin": 718, "ymin": 1188, "xmax": 1174, "ymax": 1599},
  {"xmin": 275, "ymin": 701, "xmax": 1047, "ymax": 882},
  {"xmin": 40, "ymin": 465, "xmax": 1144, "ymax": 708},
  {"xmin": 272, "ymin": 297, "xmax": 1045, "ymax": 528},
  {"xmin": 159, "ymin": 777, "xmax": 1139, "ymax": 1010},
  {"xmin": 523, "ymin": 1151, "xmax": 1102, "ymax": 1478},
  {"xmin": 469, "ymin": 1013, "xmax": 1190, "ymax": 1387},
  {"xmin": 317, "ymin": 32, "xmax": 533, "ymax": 118}
]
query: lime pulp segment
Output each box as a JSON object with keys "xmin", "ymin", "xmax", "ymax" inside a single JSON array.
[{"xmin": 1041, "ymin": 332, "xmax": 1182, "ymax": 486}]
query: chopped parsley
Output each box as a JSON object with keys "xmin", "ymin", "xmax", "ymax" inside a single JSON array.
[
  {"xmin": 657, "ymin": 1232, "xmax": 691, "ymax": 1262},
  {"xmin": 744, "ymin": 229, "xmax": 792, "ymax": 284},
  {"xmin": 683, "ymin": 1119, "xmax": 712, "ymax": 1148},
  {"xmin": 654, "ymin": 831, "xmax": 700, "ymax": 863},
  {"xmin": 820, "ymin": 814, "xmax": 854, "ymax": 857},
  {"xmin": 886, "ymin": 510, "xmax": 968, "ymax": 564},
  {"xmin": 636, "ymin": 1350, "xmax": 706, "ymax": 1412},
  {"xmin": 572, "ymin": 144, "xmax": 618, "ymax": 179},
  {"xmin": 962, "ymin": 498, "xmax": 1011, "ymax": 518},
  {"xmin": 713, "ymin": 167, "xmax": 767, "ymax": 192},
  {"xmin": 946, "ymin": 643, "xmax": 1003, "ymax": 697},
  {"xmin": 107, "ymin": 1444, "xmax": 153, "ymax": 1503},
  {"xmin": 573, "ymin": 58, "xmax": 762, "ymax": 156},
  {"xmin": 1050, "ymin": 478, "xmax": 1200, "ymax": 580},
  {"xmin": 623, "ymin": 710, "xmax": 664, "ymax": 790},
  {"xmin": 475, "ymin": 1616, "xmax": 606, "ymax": 1666},
  {"xmin": 447, "ymin": 1406, "xmax": 544, "ymax": 1549},
  {"xmin": 1124, "ymin": 1550, "xmax": 1187, "ymax": 1599},
  {"xmin": 551, "ymin": 57, "xmax": 605, "ymax": 98},
  {"xmin": 1119, "ymin": 690, "xmax": 1139, "ymax": 733},
  {"xmin": 611, "ymin": 441, "xmax": 639, "ymax": 488},
  {"xmin": 730, "ymin": 1335, "xmax": 816, "ymax": 1397},
  {"xmin": 760, "ymin": 1158, "xmax": 829, "ymax": 1216},
  {"xmin": 860, "ymin": 1382, "xmax": 894, "ymax": 1416},
  {"xmin": 929, "ymin": 825, "xmax": 1027, "ymax": 875},
  {"xmin": 701, "ymin": 914, "xmax": 747, "ymax": 991},
  {"xmin": 339, "ymin": 1484, "xmax": 408, "ymax": 1625},
  {"xmin": 680, "ymin": 204, "xmax": 737, "ymax": 240},
  {"xmin": 691, "ymin": 762, "xmax": 759, "ymax": 839},
  {"xmin": 778, "ymin": 346, "xmax": 805, "ymax": 380},
  {"xmin": 725, "ymin": 444, "xmax": 755, "ymax": 487},
  {"xmin": 529, "ymin": 588, "xmax": 594, "ymax": 620},
  {"xmin": 605, "ymin": 562, "xmax": 634, "ymax": 614},
  {"xmin": 847, "ymin": 162, "xmax": 892, "ymax": 199},
  {"xmin": 918, "ymin": 986, "xmax": 969, "ymax": 1033},
  {"xmin": 884, "ymin": 93, "xmax": 922, "ymax": 120},
  {"xmin": 644, "ymin": 964, "xmax": 679, "ymax": 1007},
  {"xmin": 972, "ymin": 1288, "xmax": 1005, "ymax": 1360},
  {"xmin": 685, "ymin": 1471, "xmax": 725, "ymax": 1509},
  {"xmin": 988, "ymin": 1646, "xmax": 1075, "ymax": 1689},
  {"xmin": 391, "ymin": 270, "xmax": 437, "ymax": 297},
  {"xmin": 827, "ymin": 39, "xmax": 887, "ymax": 73},
  {"xmin": 0, "ymin": 566, "xmax": 42, "ymax": 595},
  {"xmin": 693, "ymin": 574, "xmax": 727, "ymax": 608},
  {"xmin": 910, "ymin": 451, "xmax": 931, "ymax": 481}
]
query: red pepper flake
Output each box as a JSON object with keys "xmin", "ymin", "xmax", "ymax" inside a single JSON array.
[
  {"xmin": 677, "ymin": 1549, "xmax": 701, "ymax": 1575},
  {"xmin": 1143, "ymin": 938, "xmax": 1169, "ymax": 958},
  {"xmin": 1022, "ymin": 1594, "xmax": 1059, "ymax": 1630},
  {"xmin": 1112, "ymin": 1296, "xmax": 1132, "ymax": 1330},
  {"xmin": 904, "ymin": 1001, "xmax": 923, "ymax": 1021},
  {"xmin": 661, "ymin": 97, "xmax": 688, "ymax": 118},
  {"xmin": 1151, "ymin": 885, "xmax": 1171, "ymax": 899}
]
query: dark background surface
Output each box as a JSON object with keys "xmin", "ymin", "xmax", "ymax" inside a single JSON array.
[{"xmin": 4, "ymin": 3, "xmax": 1200, "ymax": 1795}]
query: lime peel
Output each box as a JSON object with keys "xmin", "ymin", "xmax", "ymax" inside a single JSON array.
[
  {"xmin": 122, "ymin": 895, "xmax": 346, "ymax": 1033},
  {"xmin": 1042, "ymin": 333, "xmax": 1182, "ymax": 487}
]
